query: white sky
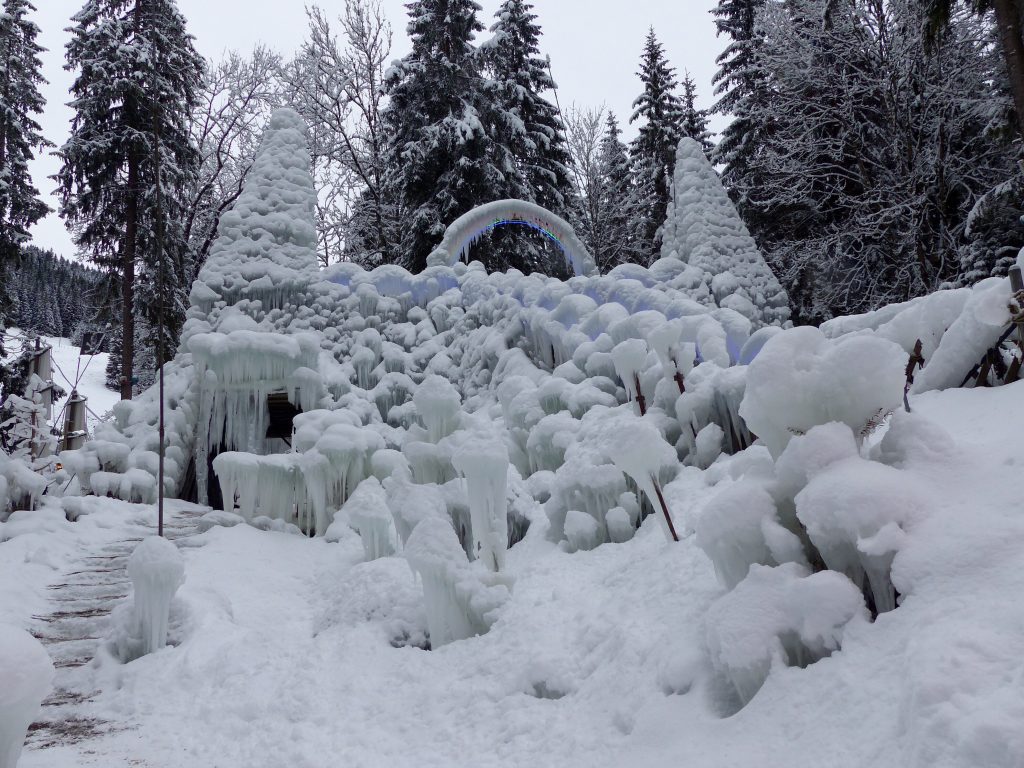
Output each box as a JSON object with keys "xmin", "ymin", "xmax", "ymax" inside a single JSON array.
[{"xmin": 28, "ymin": 0, "xmax": 725, "ymax": 257}]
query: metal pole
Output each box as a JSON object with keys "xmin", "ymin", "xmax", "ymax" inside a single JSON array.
[{"xmin": 152, "ymin": 61, "xmax": 166, "ymax": 538}]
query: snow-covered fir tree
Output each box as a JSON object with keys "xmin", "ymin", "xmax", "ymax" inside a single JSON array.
[
  {"xmin": 0, "ymin": 0, "xmax": 50, "ymax": 352},
  {"xmin": 710, "ymin": 0, "xmax": 765, "ymax": 197},
  {"xmin": 594, "ymin": 112, "xmax": 641, "ymax": 270},
  {"xmin": 629, "ymin": 29, "xmax": 683, "ymax": 264},
  {"xmin": 57, "ymin": 0, "xmax": 203, "ymax": 396},
  {"xmin": 481, "ymin": 0, "xmax": 574, "ymax": 274},
  {"xmin": 383, "ymin": 0, "xmax": 501, "ymax": 273},
  {"xmin": 679, "ymin": 71, "xmax": 713, "ymax": 156}
]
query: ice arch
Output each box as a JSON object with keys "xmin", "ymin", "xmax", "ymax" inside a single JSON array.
[{"xmin": 426, "ymin": 199, "xmax": 599, "ymax": 276}]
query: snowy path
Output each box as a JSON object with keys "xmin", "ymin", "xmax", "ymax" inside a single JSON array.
[{"xmin": 21, "ymin": 503, "xmax": 202, "ymax": 757}]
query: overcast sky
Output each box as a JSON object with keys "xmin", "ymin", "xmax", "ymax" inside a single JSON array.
[{"xmin": 28, "ymin": 0, "xmax": 724, "ymax": 258}]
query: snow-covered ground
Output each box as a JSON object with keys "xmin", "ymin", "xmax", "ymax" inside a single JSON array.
[
  {"xmin": 46, "ymin": 335, "xmax": 117, "ymax": 436},
  {"xmin": 3, "ymin": 381, "xmax": 1022, "ymax": 768}
]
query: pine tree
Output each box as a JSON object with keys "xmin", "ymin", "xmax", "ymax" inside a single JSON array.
[
  {"xmin": 0, "ymin": 0, "xmax": 50, "ymax": 351},
  {"xmin": 482, "ymin": 0, "xmax": 574, "ymax": 273},
  {"xmin": 595, "ymin": 112, "xmax": 641, "ymax": 270},
  {"xmin": 382, "ymin": 0, "xmax": 501, "ymax": 273},
  {"xmin": 56, "ymin": 0, "xmax": 203, "ymax": 398},
  {"xmin": 629, "ymin": 29, "xmax": 683, "ymax": 264},
  {"xmin": 679, "ymin": 71, "xmax": 713, "ymax": 156},
  {"xmin": 710, "ymin": 0, "xmax": 766, "ymax": 210}
]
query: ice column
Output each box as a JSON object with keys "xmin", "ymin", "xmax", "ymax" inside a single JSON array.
[
  {"xmin": 452, "ymin": 435, "xmax": 510, "ymax": 572},
  {"xmin": 127, "ymin": 536, "xmax": 186, "ymax": 656}
]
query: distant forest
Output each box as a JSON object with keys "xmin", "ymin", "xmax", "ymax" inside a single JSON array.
[{"xmin": 8, "ymin": 247, "xmax": 103, "ymax": 342}]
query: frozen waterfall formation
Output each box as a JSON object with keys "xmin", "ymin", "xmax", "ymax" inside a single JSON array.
[
  {"xmin": 427, "ymin": 199, "xmax": 599, "ymax": 278},
  {"xmin": 48, "ymin": 106, "xmax": 1024, "ymax": 669}
]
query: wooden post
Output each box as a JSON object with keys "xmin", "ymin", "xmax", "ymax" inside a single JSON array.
[
  {"xmin": 633, "ymin": 372, "xmax": 647, "ymax": 416},
  {"xmin": 651, "ymin": 476, "xmax": 680, "ymax": 543},
  {"xmin": 903, "ymin": 339, "xmax": 924, "ymax": 412},
  {"xmin": 1007, "ymin": 266, "xmax": 1024, "ymax": 384}
]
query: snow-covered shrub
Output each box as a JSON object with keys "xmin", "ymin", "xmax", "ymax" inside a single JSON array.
[
  {"xmin": 740, "ymin": 327, "xmax": 905, "ymax": 458},
  {"xmin": 911, "ymin": 278, "xmax": 1013, "ymax": 392},
  {"xmin": 695, "ymin": 480, "xmax": 807, "ymax": 590},
  {"xmin": 564, "ymin": 509, "xmax": 601, "ymax": 552},
  {"xmin": 604, "ymin": 419, "xmax": 681, "ymax": 542},
  {"xmin": 770, "ymin": 422, "xmax": 861, "ymax": 542},
  {"xmin": 821, "ymin": 268, "xmax": 1020, "ymax": 394},
  {"xmin": 124, "ymin": 536, "xmax": 186, "ymax": 659},
  {"xmin": 404, "ymin": 518, "xmax": 511, "ymax": 648},
  {"xmin": 413, "ymin": 375, "xmax": 462, "ymax": 443},
  {"xmin": 0, "ymin": 450, "xmax": 45, "ymax": 515},
  {"xmin": 872, "ymin": 409, "xmax": 955, "ymax": 470},
  {"xmin": 675, "ymin": 363, "xmax": 752, "ymax": 460},
  {"xmin": 795, "ymin": 456, "xmax": 928, "ymax": 614},
  {"xmin": 384, "ymin": 470, "xmax": 449, "ymax": 547},
  {"xmin": 0, "ymin": 624, "xmax": 54, "ymax": 768},
  {"xmin": 705, "ymin": 563, "xmax": 866, "ymax": 706}
]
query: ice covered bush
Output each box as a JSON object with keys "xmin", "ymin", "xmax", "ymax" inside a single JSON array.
[
  {"xmin": 740, "ymin": 327, "xmax": 905, "ymax": 458},
  {"xmin": 911, "ymin": 277, "xmax": 1014, "ymax": 392},
  {"xmin": 404, "ymin": 518, "xmax": 511, "ymax": 648},
  {"xmin": 341, "ymin": 477, "xmax": 395, "ymax": 561},
  {"xmin": 384, "ymin": 470, "xmax": 450, "ymax": 547},
  {"xmin": 611, "ymin": 338, "xmax": 651, "ymax": 413},
  {"xmin": 705, "ymin": 563, "xmax": 866, "ymax": 706},
  {"xmin": 768, "ymin": 421, "xmax": 861, "ymax": 545},
  {"xmin": 413, "ymin": 375, "xmax": 462, "ymax": 443},
  {"xmin": 0, "ymin": 451, "xmax": 45, "ymax": 515},
  {"xmin": 0, "ymin": 625, "xmax": 53, "ymax": 768},
  {"xmin": 602, "ymin": 419, "xmax": 681, "ymax": 541},
  {"xmin": 564, "ymin": 509, "xmax": 601, "ymax": 552},
  {"xmin": 125, "ymin": 536, "xmax": 186, "ymax": 658},
  {"xmin": 795, "ymin": 456, "xmax": 927, "ymax": 615},
  {"xmin": 451, "ymin": 435, "xmax": 509, "ymax": 572},
  {"xmin": 695, "ymin": 480, "xmax": 807, "ymax": 590}
]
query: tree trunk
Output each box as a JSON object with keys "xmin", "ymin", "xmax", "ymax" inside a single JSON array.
[
  {"xmin": 992, "ymin": 0, "xmax": 1024, "ymax": 144},
  {"xmin": 121, "ymin": 153, "xmax": 138, "ymax": 400}
]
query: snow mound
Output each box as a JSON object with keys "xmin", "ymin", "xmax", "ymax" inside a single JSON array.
[{"xmin": 0, "ymin": 624, "xmax": 54, "ymax": 768}]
